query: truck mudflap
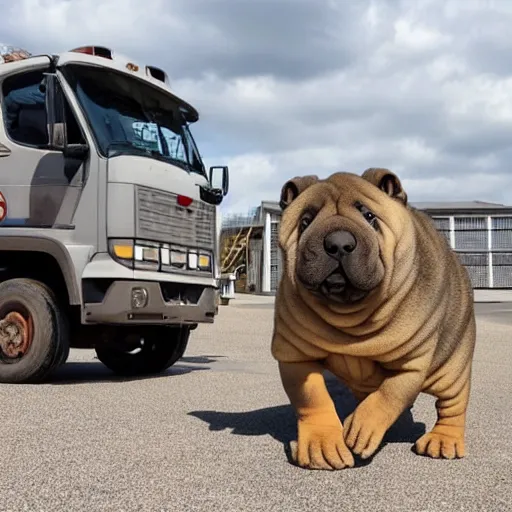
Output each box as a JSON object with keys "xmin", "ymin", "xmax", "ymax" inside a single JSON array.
[{"xmin": 82, "ymin": 280, "xmax": 217, "ymax": 325}]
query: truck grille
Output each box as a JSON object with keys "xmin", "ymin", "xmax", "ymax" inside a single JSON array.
[{"xmin": 135, "ymin": 185, "xmax": 216, "ymax": 250}]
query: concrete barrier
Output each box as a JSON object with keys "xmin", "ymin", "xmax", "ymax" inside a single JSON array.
[
  {"xmin": 473, "ymin": 289, "xmax": 512, "ymax": 302},
  {"xmin": 226, "ymin": 289, "xmax": 512, "ymax": 305}
]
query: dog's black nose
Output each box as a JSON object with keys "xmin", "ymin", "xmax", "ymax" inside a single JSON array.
[{"xmin": 324, "ymin": 230, "xmax": 357, "ymax": 259}]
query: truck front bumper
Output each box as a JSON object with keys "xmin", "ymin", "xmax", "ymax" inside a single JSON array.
[{"xmin": 82, "ymin": 280, "xmax": 218, "ymax": 325}]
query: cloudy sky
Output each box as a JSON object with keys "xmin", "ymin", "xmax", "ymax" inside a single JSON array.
[{"xmin": 2, "ymin": 0, "xmax": 512, "ymax": 213}]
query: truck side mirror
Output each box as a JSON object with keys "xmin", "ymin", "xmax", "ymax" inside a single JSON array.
[
  {"xmin": 209, "ymin": 166, "xmax": 229, "ymax": 196},
  {"xmin": 63, "ymin": 144, "xmax": 89, "ymax": 160}
]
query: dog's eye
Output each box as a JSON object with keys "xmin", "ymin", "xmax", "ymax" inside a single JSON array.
[
  {"xmin": 354, "ymin": 202, "xmax": 378, "ymax": 228},
  {"xmin": 300, "ymin": 217, "xmax": 312, "ymax": 232},
  {"xmin": 299, "ymin": 212, "xmax": 315, "ymax": 234},
  {"xmin": 363, "ymin": 211, "xmax": 375, "ymax": 223}
]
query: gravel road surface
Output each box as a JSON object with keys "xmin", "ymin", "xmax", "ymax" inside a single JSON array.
[{"xmin": 1, "ymin": 297, "xmax": 511, "ymax": 512}]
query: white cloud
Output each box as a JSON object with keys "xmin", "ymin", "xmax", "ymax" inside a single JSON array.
[
  {"xmin": 217, "ymin": 153, "xmax": 277, "ymax": 213},
  {"xmin": 393, "ymin": 18, "xmax": 450, "ymax": 52},
  {"xmin": 406, "ymin": 173, "xmax": 512, "ymax": 204},
  {"xmin": 393, "ymin": 138, "xmax": 438, "ymax": 165},
  {"xmin": 2, "ymin": 0, "xmax": 512, "ymax": 213}
]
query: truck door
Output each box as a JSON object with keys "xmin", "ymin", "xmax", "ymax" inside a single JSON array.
[{"xmin": 0, "ymin": 66, "xmax": 87, "ymax": 227}]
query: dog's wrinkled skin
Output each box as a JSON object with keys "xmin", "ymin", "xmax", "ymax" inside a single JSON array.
[{"xmin": 271, "ymin": 168, "xmax": 476, "ymax": 470}]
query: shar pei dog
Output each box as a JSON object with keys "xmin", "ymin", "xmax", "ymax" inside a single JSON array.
[{"xmin": 271, "ymin": 168, "xmax": 476, "ymax": 470}]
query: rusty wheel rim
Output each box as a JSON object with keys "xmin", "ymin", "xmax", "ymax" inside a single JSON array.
[{"xmin": 0, "ymin": 306, "xmax": 34, "ymax": 361}]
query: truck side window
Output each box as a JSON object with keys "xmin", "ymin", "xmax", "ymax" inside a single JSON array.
[
  {"xmin": 2, "ymin": 70, "xmax": 48, "ymax": 147},
  {"xmin": 2, "ymin": 70, "xmax": 86, "ymax": 148}
]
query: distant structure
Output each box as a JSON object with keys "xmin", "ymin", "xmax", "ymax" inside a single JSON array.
[
  {"xmin": 220, "ymin": 199, "xmax": 512, "ymax": 294},
  {"xmin": 219, "ymin": 207, "xmax": 263, "ymax": 293}
]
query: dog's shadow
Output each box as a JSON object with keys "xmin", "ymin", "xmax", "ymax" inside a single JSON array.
[{"xmin": 189, "ymin": 371, "xmax": 426, "ymax": 468}]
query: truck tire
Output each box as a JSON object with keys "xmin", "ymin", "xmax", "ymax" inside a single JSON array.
[
  {"xmin": 95, "ymin": 326, "xmax": 190, "ymax": 377},
  {"xmin": 32, "ymin": 281, "xmax": 70, "ymax": 369},
  {"xmin": 163, "ymin": 326, "xmax": 190, "ymax": 369},
  {"xmin": 0, "ymin": 278, "xmax": 70, "ymax": 384}
]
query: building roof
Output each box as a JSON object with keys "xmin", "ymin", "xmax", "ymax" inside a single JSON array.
[
  {"xmin": 411, "ymin": 200, "xmax": 512, "ymax": 211},
  {"xmin": 260, "ymin": 199, "xmax": 512, "ymax": 214},
  {"xmin": 221, "ymin": 199, "xmax": 512, "ymax": 229},
  {"xmin": 260, "ymin": 201, "xmax": 282, "ymax": 215}
]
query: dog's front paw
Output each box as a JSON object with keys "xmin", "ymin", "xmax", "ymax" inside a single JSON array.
[
  {"xmin": 290, "ymin": 415, "xmax": 354, "ymax": 470},
  {"xmin": 414, "ymin": 426, "xmax": 465, "ymax": 459},
  {"xmin": 343, "ymin": 392, "xmax": 393, "ymax": 459}
]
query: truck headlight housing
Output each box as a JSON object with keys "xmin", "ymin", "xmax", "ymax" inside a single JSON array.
[{"xmin": 109, "ymin": 239, "xmax": 213, "ymax": 274}]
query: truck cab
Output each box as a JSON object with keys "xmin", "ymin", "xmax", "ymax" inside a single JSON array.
[{"xmin": 0, "ymin": 45, "xmax": 229, "ymax": 383}]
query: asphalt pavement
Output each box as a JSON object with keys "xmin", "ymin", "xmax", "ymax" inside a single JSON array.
[{"xmin": 0, "ymin": 296, "xmax": 511, "ymax": 512}]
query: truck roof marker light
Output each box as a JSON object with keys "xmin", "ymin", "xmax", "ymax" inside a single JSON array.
[
  {"xmin": 177, "ymin": 195, "xmax": 193, "ymax": 208},
  {"xmin": 70, "ymin": 46, "xmax": 113, "ymax": 59},
  {"xmin": 126, "ymin": 62, "xmax": 139, "ymax": 72}
]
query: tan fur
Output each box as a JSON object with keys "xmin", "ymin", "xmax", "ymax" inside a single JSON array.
[{"xmin": 271, "ymin": 168, "xmax": 476, "ymax": 470}]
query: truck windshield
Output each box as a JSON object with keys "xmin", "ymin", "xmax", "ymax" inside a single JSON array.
[{"xmin": 61, "ymin": 64, "xmax": 206, "ymax": 176}]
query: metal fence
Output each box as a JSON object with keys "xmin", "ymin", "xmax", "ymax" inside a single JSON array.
[
  {"xmin": 431, "ymin": 215, "xmax": 512, "ymax": 289},
  {"xmin": 221, "ymin": 208, "xmax": 260, "ymax": 231},
  {"xmin": 269, "ymin": 214, "xmax": 283, "ymax": 292}
]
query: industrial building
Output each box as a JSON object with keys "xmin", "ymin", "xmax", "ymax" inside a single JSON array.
[{"xmin": 220, "ymin": 200, "xmax": 512, "ymax": 294}]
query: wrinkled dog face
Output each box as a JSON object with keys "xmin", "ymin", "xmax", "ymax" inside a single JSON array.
[{"xmin": 279, "ymin": 168, "xmax": 409, "ymax": 305}]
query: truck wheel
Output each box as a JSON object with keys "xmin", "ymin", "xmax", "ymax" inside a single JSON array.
[
  {"xmin": 0, "ymin": 278, "xmax": 70, "ymax": 384},
  {"xmin": 33, "ymin": 281, "xmax": 70, "ymax": 369},
  {"xmin": 163, "ymin": 326, "xmax": 190, "ymax": 369},
  {"xmin": 95, "ymin": 326, "xmax": 190, "ymax": 377}
]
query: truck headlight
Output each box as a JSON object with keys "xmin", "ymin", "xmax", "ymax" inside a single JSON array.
[
  {"xmin": 133, "ymin": 241, "xmax": 160, "ymax": 271},
  {"xmin": 108, "ymin": 238, "xmax": 213, "ymax": 274},
  {"xmin": 109, "ymin": 239, "xmax": 159, "ymax": 271},
  {"xmin": 135, "ymin": 245, "xmax": 159, "ymax": 263},
  {"xmin": 188, "ymin": 251, "xmax": 198, "ymax": 270},
  {"xmin": 131, "ymin": 287, "xmax": 149, "ymax": 309},
  {"xmin": 198, "ymin": 253, "xmax": 212, "ymax": 271},
  {"xmin": 111, "ymin": 241, "xmax": 134, "ymax": 261},
  {"xmin": 186, "ymin": 252, "xmax": 211, "ymax": 271},
  {"xmin": 169, "ymin": 248, "xmax": 187, "ymax": 268}
]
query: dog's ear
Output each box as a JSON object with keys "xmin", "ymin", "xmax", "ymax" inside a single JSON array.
[
  {"xmin": 279, "ymin": 175, "xmax": 319, "ymax": 210},
  {"xmin": 362, "ymin": 167, "xmax": 408, "ymax": 205}
]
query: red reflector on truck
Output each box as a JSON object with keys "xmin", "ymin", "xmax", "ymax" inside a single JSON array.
[
  {"xmin": 71, "ymin": 46, "xmax": 113, "ymax": 59},
  {"xmin": 177, "ymin": 195, "xmax": 193, "ymax": 207},
  {"xmin": 0, "ymin": 191, "xmax": 7, "ymax": 221}
]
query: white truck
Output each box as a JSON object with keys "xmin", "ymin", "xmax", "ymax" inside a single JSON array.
[{"xmin": 0, "ymin": 45, "xmax": 229, "ymax": 383}]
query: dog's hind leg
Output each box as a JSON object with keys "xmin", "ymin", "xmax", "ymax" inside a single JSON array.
[
  {"xmin": 415, "ymin": 320, "xmax": 476, "ymax": 459},
  {"xmin": 415, "ymin": 373, "xmax": 471, "ymax": 458}
]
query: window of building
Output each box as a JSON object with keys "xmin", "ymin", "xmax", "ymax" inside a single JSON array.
[{"xmin": 453, "ymin": 216, "xmax": 488, "ymax": 251}]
